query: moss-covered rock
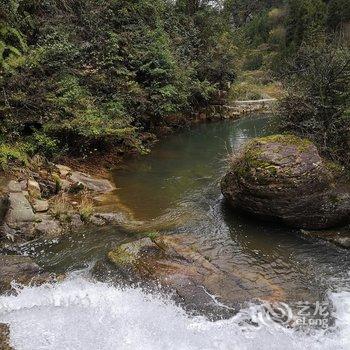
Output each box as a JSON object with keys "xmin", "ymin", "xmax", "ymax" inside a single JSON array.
[{"xmin": 221, "ymin": 134, "xmax": 350, "ymax": 229}]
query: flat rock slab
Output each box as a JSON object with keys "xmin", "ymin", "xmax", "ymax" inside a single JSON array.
[
  {"xmin": 32, "ymin": 199, "xmax": 49, "ymax": 213},
  {"xmin": 94, "ymin": 234, "xmax": 282, "ymax": 319},
  {"xmin": 5, "ymin": 193, "xmax": 35, "ymax": 228},
  {"xmin": 70, "ymin": 172, "xmax": 114, "ymax": 193},
  {"xmin": 7, "ymin": 180, "xmax": 21, "ymax": 193}
]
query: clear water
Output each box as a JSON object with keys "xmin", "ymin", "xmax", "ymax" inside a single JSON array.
[{"xmin": 1, "ymin": 115, "xmax": 350, "ymax": 349}]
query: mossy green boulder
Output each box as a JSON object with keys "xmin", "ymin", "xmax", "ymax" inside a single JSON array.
[{"xmin": 221, "ymin": 134, "xmax": 350, "ymax": 229}]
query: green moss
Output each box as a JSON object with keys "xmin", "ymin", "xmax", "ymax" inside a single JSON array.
[
  {"xmin": 325, "ymin": 161, "xmax": 343, "ymax": 177},
  {"xmin": 232, "ymin": 134, "xmax": 312, "ymax": 183},
  {"xmin": 256, "ymin": 134, "xmax": 313, "ymax": 151},
  {"xmin": 142, "ymin": 231, "xmax": 159, "ymax": 240},
  {"xmin": 108, "ymin": 247, "xmax": 136, "ymax": 266},
  {"xmin": 0, "ymin": 143, "xmax": 28, "ymax": 170}
]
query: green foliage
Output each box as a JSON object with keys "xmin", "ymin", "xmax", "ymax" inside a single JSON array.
[
  {"xmin": 327, "ymin": 0, "xmax": 350, "ymax": 31},
  {"xmin": 279, "ymin": 41, "xmax": 350, "ymax": 165},
  {"xmin": 0, "ymin": 143, "xmax": 28, "ymax": 170},
  {"xmin": 243, "ymin": 52, "xmax": 263, "ymax": 71},
  {"xmin": 285, "ymin": 0, "xmax": 327, "ymax": 48},
  {"xmin": 0, "ymin": 0, "xmax": 237, "ymax": 159}
]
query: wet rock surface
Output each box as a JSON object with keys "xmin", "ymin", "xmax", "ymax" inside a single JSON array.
[
  {"xmin": 300, "ymin": 225, "xmax": 350, "ymax": 249},
  {"xmin": 0, "ymin": 255, "xmax": 54, "ymax": 294},
  {"xmin": 93, "ymin": 234, "xmax": 283, "ymax": 319},
  {"xmin": 221, "ymin": 135, "xmax": 350, "ymax": 229},
  {"xmin": 0, "ymin": 324, "xmax": 13, "ymax": 350}
]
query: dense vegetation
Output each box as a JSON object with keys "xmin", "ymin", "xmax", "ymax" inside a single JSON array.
[
  {"xmin": 0, "ymin": 0, "xmax": 349, "ymax": 168},
  {"xmin": 0, "ymin": 0, "xmax": 237, "ymax": 163}
]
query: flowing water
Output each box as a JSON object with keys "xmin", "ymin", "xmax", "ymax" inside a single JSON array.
[{"xmin": 1, "ymin": 115, "xmax": 350, "ymax": 349}]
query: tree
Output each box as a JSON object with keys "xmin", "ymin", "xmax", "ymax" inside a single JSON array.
[{"xmin": 279, "ymin": 39, "xmax": 350, "ymax": 164}]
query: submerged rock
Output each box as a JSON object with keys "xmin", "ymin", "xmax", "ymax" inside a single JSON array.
[
  {"xmin": 221, "ymin": 134, "xmax": 350, "ymax": 229},
  {"xmin": 300, "ymin": 225, "xmax": 350, "ymax": 249},
  {"xmin": 93, "ymin": 234, "xmax": 283, "ymax": 319}
]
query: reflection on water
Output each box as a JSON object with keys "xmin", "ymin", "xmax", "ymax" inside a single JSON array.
[{"xmin": 112, "ymin": 116, "xmax": 270, "ymax": 220}]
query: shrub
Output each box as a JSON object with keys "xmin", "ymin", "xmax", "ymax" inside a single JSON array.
[
  {"xmin": 0, "ymin": 143, "xmax": 28, "ymax": 170},
  {"xmin": 243, "ymin": 52, "xmax": 263, "ymax": 71},
  {"xmin": 279, "ymin": 40, "xmax": 350, "ymax": 165},
  {"xmin": 78, "ymin": 194, "xmax": 94, "ymax": 222}
]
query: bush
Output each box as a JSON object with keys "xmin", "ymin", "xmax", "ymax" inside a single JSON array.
[
  {"xmin": 243, "ymin": 52, "xmax": 263, "ymax": 71},
  {"xmin": 279, "ymin": 40, "xmax": 350, "ymax": 165},
  {"xmin": 0, "ymin": 143, "xmax": 28, "ymax": 170}
]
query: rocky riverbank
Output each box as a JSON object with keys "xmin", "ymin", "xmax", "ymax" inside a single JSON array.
[{"xmin": 0, "ymin": 157, "xmax": 133, "ymax": 247}]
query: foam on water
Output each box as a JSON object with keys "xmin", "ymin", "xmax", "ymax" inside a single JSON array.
[{"xmin": 0, "ymin": 276, "xmax": 349, "ymax": 350}]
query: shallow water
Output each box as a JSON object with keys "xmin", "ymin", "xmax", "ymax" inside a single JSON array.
[
  {"xmin": 112, "ymin": 115, "xmax": 350, "ymax": 303},
  {"xmin": 1, "ymin": 115, "xmax": 350, "ymax": 349}
]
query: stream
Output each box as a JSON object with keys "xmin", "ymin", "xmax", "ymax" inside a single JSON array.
[{"xmin": 0, "ymin": 115, "xmax": 349, "ymax": 349}]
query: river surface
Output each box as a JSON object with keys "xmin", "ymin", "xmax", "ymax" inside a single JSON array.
[{"xmin": 0, "ymin": 115, "xmax": 350, "ymax": 349}]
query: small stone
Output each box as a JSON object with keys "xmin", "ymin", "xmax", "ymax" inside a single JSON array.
[
  {"xmin": 28, "ymin": 179, "xmax": 41, "ymax": 199},
  {"xmin": 5, "ymin": 192, "xmax": 35, "ymax": 228},
  {"xmin": 70, "ymin": 214, "xmax": 84, "ymax": 229},
  {"xmin": 35, "ymin": 218, "xmax": 62, "ymax": 237},
  {"xmin": 32, "ymin": 199, "xmax": 49, "ymax": 213},
  {"xmin": 19, "ymin": 179, "xmax": 28, "ymax": 190},
  {"xmin": 7, "ymin": 180, "xmax": 21, "ymax": 193},
  {"xmin": 89, "ymin": 215, "xmax": 106, "ymax": 226},
  {"xmin": 60, "ymin": 179, "xmax": 71, "ymax": 192},
  {"xmin": 56, "ymin": 164, "xmax": 72, "ymax": 177}
]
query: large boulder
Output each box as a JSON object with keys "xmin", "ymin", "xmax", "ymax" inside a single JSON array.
[
  {"xmin": 69, "ymin": 171, "xmax": 114, "ymax": 193},
  {"xmin": 221, "ymin": 134, "xmax": 350, "ymax": 229}
]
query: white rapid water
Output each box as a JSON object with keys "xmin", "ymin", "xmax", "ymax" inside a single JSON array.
[{"xmin": 0, "ymin": 276, "xmax": 349, "ymax": 350}]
